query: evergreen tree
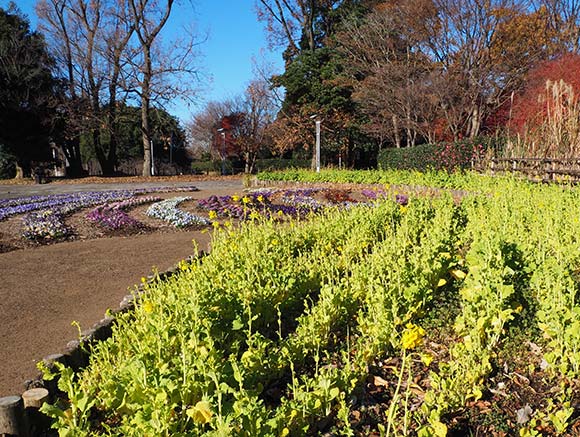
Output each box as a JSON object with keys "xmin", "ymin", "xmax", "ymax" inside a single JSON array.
[{"xmin": 0, "ymin": 3, "xmax": 57, "ymax": 178}]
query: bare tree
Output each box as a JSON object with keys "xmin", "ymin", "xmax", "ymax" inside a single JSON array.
[
  {"xmin": 36, "ymin": 0, "xmax": 85, "ymax": 176},
  {"xmin": 256, "ymin": 0, "xmax": 315, "ymax": 56},
  {"xmin": 424, "ymin": 0, "xmax": 532, "ymax": 138},
  {"xmin": 187, "ymin": 100, "xmax": 232, "ymax": 158},
  {"xmin": 128, "ymin": 0, "xmax": 201, "ymax": 176},
  {"xmin": 231, "ymin": 80, "xmax": 277, "ymax": 173},
  {"xmin": 101, "ymin": 0, "xmax": 135, "ymax": 174},
  {"xmin": 336, "ymin": 1, "xmax": 438, "ymax": 146},
  {"xmin": 338, "ymin": 0, "xmax": 553, "ymax": 144},
  {"xmin": 37, "ymin": 0, "xmax": 135, "ymax": 175},
  {"xmin": 533, "ymin": 0, "xmax": 580, "ymax": 53}
]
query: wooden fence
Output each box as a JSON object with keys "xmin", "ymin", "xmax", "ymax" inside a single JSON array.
[{"xmin": 474, "ymin": 157, "xmax": 580, "ymax": 182}]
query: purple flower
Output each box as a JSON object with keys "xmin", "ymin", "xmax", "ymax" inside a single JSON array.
[{"xmin": 395, "ymin": 194, "xmax": 409, "ymax": 206}]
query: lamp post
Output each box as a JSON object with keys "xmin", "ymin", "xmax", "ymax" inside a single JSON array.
[
  {"xmin": 217, "ymin": 128, "xmax": 226, "ymax": 175},
  {"xmin": 150, "ymin": 139, "xmax": 155, "ymax": 176},
  {"xmin": 310, "ymin": 115, "xmax": 321, "ymax": 173}
]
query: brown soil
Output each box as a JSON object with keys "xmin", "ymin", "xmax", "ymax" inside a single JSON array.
[{"xmin": 0, "ymin": 184, "xmax": 242, "ymax": 397}]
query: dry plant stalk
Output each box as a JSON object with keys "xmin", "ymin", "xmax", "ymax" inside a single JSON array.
[{"xmin": 506, "ymin": 79, "xmax": 580, "ymax": 158}]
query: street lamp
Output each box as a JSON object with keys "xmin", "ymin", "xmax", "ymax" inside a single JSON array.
[
  {"xmin": 310, "ymin": 115, "xmax": 321, "ymax": 173},
  {"xmin": 217, "ymin": 128, "xmax": 226, "ymax": 175},
  {"xmin": 150, "ymin": 138, "xmax": 155, "ymax": 176}
]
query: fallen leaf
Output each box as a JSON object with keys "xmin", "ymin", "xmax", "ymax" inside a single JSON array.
[
  {"xmin": 517, "ymin": 404, "xmax": 533, "ymax": 424},
  {"xmin": 373, "ymin": 375, "xmax": 390, "ymax": 387}
]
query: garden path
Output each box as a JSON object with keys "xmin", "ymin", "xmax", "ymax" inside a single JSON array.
[{"xmin": 0, "ymin": 179, "xmax": 242, "ymax": 396}]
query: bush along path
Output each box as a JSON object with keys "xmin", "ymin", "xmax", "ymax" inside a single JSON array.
[{"xmin": 35, "ymin": 171, "xmax": 580, "ymax": 435}]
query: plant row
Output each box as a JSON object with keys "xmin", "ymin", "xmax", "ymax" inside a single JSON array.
[{"xmin": 42, "ymin": 171, "xmax": 580, "ymax": 435}]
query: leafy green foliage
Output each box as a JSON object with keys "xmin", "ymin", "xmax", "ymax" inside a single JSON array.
[
  {"xmin": 377, "ymin": 138, "xmax": 498, "ymax": 172},
  {"xmin": 44, "ymin": 170, "xmax": 580, "ymax": 435}
]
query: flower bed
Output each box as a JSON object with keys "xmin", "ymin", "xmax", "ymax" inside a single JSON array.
[
  {"xmin": 0, "ymin": 186, "xmax": 199, "ymax": 221},
  {"xmin": 40, "ymin": 172, "xmax": 580, "ymax": 436},
  {"xmin": 10, "ymin": 187, "xmax": 200, "ymax": 241},
  {"xmin": 86, "ymin": 196, "xmax": 162, "ymax": 230},
  {"xmin": 197, "ymin": 188, "xmax": 372, "ymax": 223},
  {"xmin": 22, "ymin": 210, "xmax": 71, "ymax": 240},
  {"xmin": 146, "ymin": 197, "xmax": 210, "ymax": 228}
]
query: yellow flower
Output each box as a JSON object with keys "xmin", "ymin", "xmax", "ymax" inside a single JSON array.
[
  {"xmin": 450, "ymin": 269, "xmax": 466, "ymax": 280},
  {"xmin": 142, "ymin": 301, "xmax": 154, "ymax": 314},
  {"xmin": 400, "ymin": 206, "xmax": 407, "ymax": 214},
  {"xmin": 401, "ymin": 323, "xmax": 425, "ymax": 350},
  {"xmin": 242, "ymin": 196, "xmax": 250, "ymax": 204},
  {"xmin": 257, "ymin": 195, "xmax": 264, "ymax": 203},
  {"xmin": 186, "ymin": 400, "xmax": 213, "ymax": 424},
  {"xmin": 232, "ymin": 195, "xmax": 240, "ymax": 202},
  {"xmin": 420, "ymin": 353, "xmax": 434, "ymax": 366},
  {"xmin": 249, "ymin": 211, "xmax": 260, "ymax": 220},
  {"xmin": 212, "ymin": 221, "xmax": 220, "ymax": 229},
  {"xmin": 209, "ymin": 210, "xmax": 217, "ymax": 219},
  {"xmin": 277, "ymin": 210, "xmax": 284, "ymax": 217}
]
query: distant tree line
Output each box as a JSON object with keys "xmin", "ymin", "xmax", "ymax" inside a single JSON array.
[
  {"xmin": 242, "ymin": 0, "xmax": 580, "ymax": 168},
  {"xmin": 0, "ymin": 0, "xmax": 199, "ymax": 179}
]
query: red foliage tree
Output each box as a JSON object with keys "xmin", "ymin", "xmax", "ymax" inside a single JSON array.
[{"xmin": 509, "ymin": 54, "xmax": 580, "ymax": 133}]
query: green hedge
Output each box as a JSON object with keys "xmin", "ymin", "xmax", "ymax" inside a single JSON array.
[
  {"xmin": 191, "ymin": 160, "xmax": 220, "ymax": 174},
  {"xmin": 378, "ymin": 138, "xmax": 494, "ymax": 172},
  {"xmin": 378, "ymin": 144, "xmax": 438, "ymax": 171}
]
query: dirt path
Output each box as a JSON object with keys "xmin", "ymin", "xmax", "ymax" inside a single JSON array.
[{"xmin": 0, "ymin": 180, "xmax": 243, "ymax": 396}]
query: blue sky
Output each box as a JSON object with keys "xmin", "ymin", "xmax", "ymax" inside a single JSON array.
[{"xmin": 2, "ymin": 0, "xmax": 283, "ymax": 122}]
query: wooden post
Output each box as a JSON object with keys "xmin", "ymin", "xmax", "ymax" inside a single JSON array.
[
  {"xmin": 22, "ymin": 389, "xmax": 49, "ymax": 409},
  {"xmin": 22, "ymin": 388, "xmax": 50, "ymax": 434},
  {"xmin": 0, "ymin": 395, "xmax": 28, "ymax": 436}
]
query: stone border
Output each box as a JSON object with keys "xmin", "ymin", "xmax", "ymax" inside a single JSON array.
[{"xmin": 0, "ymin": 254, "xmax": 205, "ymax": 436}]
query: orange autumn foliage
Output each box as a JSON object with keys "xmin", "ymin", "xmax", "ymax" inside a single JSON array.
[{"xmin": 510, "ymin": 54, "xmax": 580, "ymax": 134}]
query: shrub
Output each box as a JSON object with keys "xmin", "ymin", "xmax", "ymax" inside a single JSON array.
[{"xmin": 378, "ymin": 138, "xmax": 491, "ymax": 172}]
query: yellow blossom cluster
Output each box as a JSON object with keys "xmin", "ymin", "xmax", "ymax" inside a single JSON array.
[{"xmin": 401, "ymin": 323, "xmax": 425, "ymax": 350}]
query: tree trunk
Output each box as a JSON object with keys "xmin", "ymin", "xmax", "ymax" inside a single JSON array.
[
  {"xmin": 392, "ymin": 115, "xmax": 401, "ymax": 148},
  {"xmin": 469, "ymin": 106, "xmax": 481, "ymax": 138},
  {"xmin": 14, "ymin": 162, "xmax": 24, "ymax": 179},
  {"xmin": 106, "ymin": 87, "xmax": 119, "ymax": 176},
  {"xmin": 141, "ymin": 50, "xmax": 152, "ymax": 177},
  {"xmin": 64, "ymin": 139, "xmax": 83, "ymax": 177},
  {"xmin": 92, "ymin": 128, "xmax": 108, "ymax": 176},
  {"xmin": 244, "ymin": 152, "xmax": 251, "ymax": 174},
  {"xmin": 106, "ymin": 134, "xmax": 117, "ymax": 175}
]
